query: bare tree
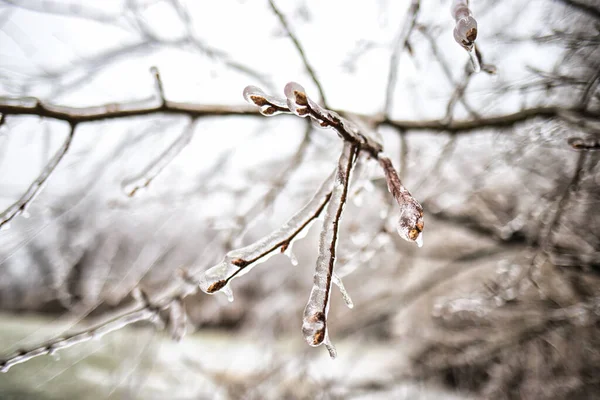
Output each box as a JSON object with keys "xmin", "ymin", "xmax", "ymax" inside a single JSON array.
[{"xmin": 0, "ymin": 0, "xmax": 598, "ymax": 399}]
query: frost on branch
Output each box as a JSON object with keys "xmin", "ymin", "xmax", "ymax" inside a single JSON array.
[
  {"xmin": 198, "ymin": 172, "xmax": 335, "ymax": 299},
  {"xmin": 302, "ymin": 143, "xmax": 357, "ymax": 358},
  {"xmin": 451, "ymin": 0, "xmax": 481, "ymax": 72}
]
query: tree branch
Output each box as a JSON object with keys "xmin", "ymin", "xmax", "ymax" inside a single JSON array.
[
  {"xmin": 0, "ymin": 123, "xmax": 76, "ymax": 230},
  {"xmin": 268, "ymin": 0, "xmax": 328, "ymax": 107},
  {"xmin": 384, "ymin": 0, "xmax": 420, "ymax": 118}
]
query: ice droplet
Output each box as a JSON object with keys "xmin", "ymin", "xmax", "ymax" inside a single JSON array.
[
  {"xmin": 415, "ymin": 234, "xmax": 424, "ymax": 248},
  {"xmin": 222, "ymin": 286, "xmax": 234, "ymax": 302},
  {"xmin": 283, "ymin": 245, "xmax": 299, "ymax": 266}
]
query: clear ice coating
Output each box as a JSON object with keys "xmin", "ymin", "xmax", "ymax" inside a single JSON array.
[
  {"xmin": 198, "ymin": 171, "xmax": 336, "ymax": 297},
  {"xmin": 451, "ymin": 0, "xmax": 478, "ymax": 52},
  {"xmin": 242, "ymin": 85, "xmax": 288, "ymax": 116},
  {"xmin": 302, "ymin": 143, "xmax": 354, "ymax": 356},
  {"xmin": 284, "ymin": 81, "xmax": 309, "ymax": 117},
  {"xmin": 379, "ymin": 155, "xmax": 424, "ymax": 247}
]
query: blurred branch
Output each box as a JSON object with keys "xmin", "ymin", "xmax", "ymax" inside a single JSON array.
[
  {"xmin": 0, "ymin": 0, "xmax": 123, "ymax": 25},
  {"xmin": 268, "ymin": 0, "xmax": 328, "ymax": 107},
  {"xmin": 0, "ymin": 289, "xmax": 187, "ymax": 373},
  {"xmin": 554, "ymin": 0, "xmax": 600, "ymax": 19},
  {"xmin": 1, "ymin": 97, "xmax": 597, "ymax": 134},
  {"xmin": 0, "ymin": 123, "xmax": 75, "ymax": 230},
  {"xmin": 384, "ymin": 0, "xmax": 420, "ymax": 118},
  {"xmin": 122, "ymin": 118, "xmax": 198, "ymax": 197}
]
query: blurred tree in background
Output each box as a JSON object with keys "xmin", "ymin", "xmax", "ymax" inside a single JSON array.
[{"xmin": 0, "ymin": 0, "xmax": 599, "ymax": 399}]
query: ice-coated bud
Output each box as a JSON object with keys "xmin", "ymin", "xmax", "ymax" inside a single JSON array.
[
  {"xmin": 396, "ymin": 206, "xmax": 424, "ymax": 248},
  {"xmin": 243, "ymin": 85, "xmax": 268, "ymax": 106},
  {"xmin": 453, "ymin": 16, "xmax": 477, "ymax": 49},
  {"xmin": 283, "ymin": 82, "xmax": 307, "ymax": 105},
  {"xmin": 284, "ymin": 82, "xmax": 311, "ymax": 117}
]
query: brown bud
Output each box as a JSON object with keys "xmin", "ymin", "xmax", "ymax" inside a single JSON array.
[
  {"xmin": 250, "ymin": 95, "xmax": 268, "ymax": 107},
  {"xmin": 206, "ymin": 280, "xmax": 227, "ymax": 293},
  {"xmin": 294, "ymin": 90, "xmax": 308, "ymax": 106},
  {"xmin": 262, "ymin": 106, "xmax": 277, "ymax": 115},
  {"xmin": 231, "ymin": 258, "xmax": 249, "ymax": 267},
  {"xmin": 313, "ymin": 329, "xmax": 325, "ymax": 345}
]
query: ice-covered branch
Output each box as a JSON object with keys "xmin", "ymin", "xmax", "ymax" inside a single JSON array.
[
  {"xmin": 245, "ymin": 82, "xmax": 426, "ymax": 248},
  {"xmin": 302, "ymin": 143, "xmax": 357, "ymax": 358},
  {"xmin": 198, "ymin": 172, "xmax": 335, "ymax": 299},
  {"xmin": 0, "ymin": 289, "xmax": 190, "ymax": 373},
  {"xmin": 0, "ymin": 97, "xmax": 593, "ymax": 136},
  {"xmin": 451, "ymin": 0, "xmax": 481, "ymax": 72},
  {"xmin": 244, "ymin": 82, "xmax": 383, "ymax": 157},
  {"xmin": 0, "ymin": 123, "xmax": 76, "ymax": 230}
]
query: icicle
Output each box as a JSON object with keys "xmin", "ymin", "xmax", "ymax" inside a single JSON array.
[
  {"xmin": 415, "ymin": 233, "xmax": 424, "ymax": 248},
  {"xmin": 332, "ymin": 272, "xmax": 354, "ymax": 309},
  {"xmin": 324, "ymin": 335, "xmax": 337, "ymax": 359},
  {"xmin": 302, "ymin": 143, "xmax": 356, "ymax": 357},
  {"xmin": 283, "ymin": 244, "xmax": 299, "ymax": 266},
  {"xmin": 223, "ymin": 285, "xmax": 234, "ymax": 302},
  {"xmin": 467, "ymin": 48, "xmax": 481, "ymax": 72}
]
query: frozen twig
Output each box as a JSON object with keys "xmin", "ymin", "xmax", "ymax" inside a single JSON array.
[
  {"xmin": 0, "ymin": 123, "xmax": 76, "ymax": 230},
  {"xmin": 302, "ymin": 143, "xmax": 357, "ymax": 358},
  {"xmin": 384, "ymin": 0, "xmax": 420, "ymax": 118},
  {"xmin": 0, "ymin": 288, "xmax": 191, "ymax": 373},
  {"xmin": 198, "ymin": 172, "xmax": 335, "ymax": 299},
  {"xmin": 451, "ymin": 0, "xmax": 480, "ymax": 72}
]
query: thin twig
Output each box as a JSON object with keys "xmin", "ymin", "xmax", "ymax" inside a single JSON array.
[
  {"xmin": 579, "ymin": 61, "xmax": 600, "ymax": 109},
  {"xmin": 0, "ymin": 123, "xmax": 76, "ymax": 230},
  {"xmin": 554, "ymin": 0, "xmax": 600, "ymax": 20},
  {"xmin": 268, "ymin": 0, "xmax": 328, "ymax": 107},
  {"xmin": 384, "ymin": 0, "xmax": 420, "ymax": 118},
  {"xmin": 122, "ymin": 118, "xmax": 198, "ymax": 197}
]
